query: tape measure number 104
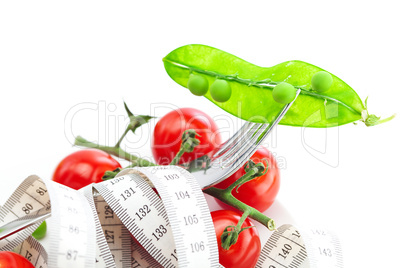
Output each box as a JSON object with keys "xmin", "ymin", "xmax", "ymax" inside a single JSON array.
[{"xmin": 0, "ymin": 166, "xmax": 343, "ymax": 268}]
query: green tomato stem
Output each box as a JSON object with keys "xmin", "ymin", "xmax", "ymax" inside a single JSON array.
[
  {"xmin": 74, "ymin": 136, "xmax": 156, "ymax": 167},
  {"xmin": 102, "ymin": 168, "xmax": 122, "ymax": 181},
  {"xmin": 220, "ymin": 210, "xmax": 250, "ymax": 250},
  {"xmin": 203, "ymin": 186, "xmax": 275, "ymax": 231},
  {"xmin": 170, "ymin": 147, "xmax": 185, "ymax": 165},
  {"xmin": 236, "ymin": 210, "xmax": 250, "ymax": 230},
  {"xmin": 226, "ymin": 167, "xmax": 258, "ymax": 192},
  {"xmin": 226, "ymin": 160, "xmax": 268, "ymax": 193},
  {"xmin": 115, "ymin": 125, "xmax": 131, "ymax": 148}
]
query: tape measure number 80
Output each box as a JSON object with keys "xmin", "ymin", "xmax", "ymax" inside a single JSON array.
[{"xmin": 0, "ymin": 166, "xmax": 343, "ymax": 268}]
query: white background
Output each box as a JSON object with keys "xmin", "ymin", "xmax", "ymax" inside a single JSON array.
[{"xmin": 1, "ymin": 1, "xmax": 401, "ymax": 267}]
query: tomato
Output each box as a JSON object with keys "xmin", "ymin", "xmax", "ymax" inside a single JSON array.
[
  {"xmin": 215, "ymin": 146, "xmax": 280, "ymax": 212},
  {"xmin": 52, "ymin": 149, "xmax": 121, "ymax": 190},
  {"xmin": 211, "ymin": 210, "xmax": 261, "ymax": 268},
  {"xmin": 0, "ymin": 251, "xmax": 34, "ymax": 268},
  {"xmin": 151, "ymin": 108, "xmax": 221, "ymax": 165}
]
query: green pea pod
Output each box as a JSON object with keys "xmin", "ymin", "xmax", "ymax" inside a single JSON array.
[{"xmin": 163, "ymin": 44, "xmax": 393, "ymax": 127}]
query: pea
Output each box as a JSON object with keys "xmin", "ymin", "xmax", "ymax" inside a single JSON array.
[
  {"xmin": 210, "ymin": 79, "xmax": 231, "ymax": 102},
  {"xmin": 311, "ymin": 71, "xmax": 333, "ymax": 92},
  {"xmin": 272, "ymin": 82, "xmax": 296, "ymax": 104},
  {"xmin": 187, "ymin": 74, "xmax": 209, "ymax": 96},
  {"xmin": 32, "ymin": 221, "xmax": 47, "ymax": 240}
]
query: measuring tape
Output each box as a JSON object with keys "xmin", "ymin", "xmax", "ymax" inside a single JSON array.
[{"xmin": 0, "ymin": 166, "xmax": 343, "ymax": 268}]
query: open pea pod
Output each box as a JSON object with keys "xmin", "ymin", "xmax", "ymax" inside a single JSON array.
[{"xmin": 163, "ymin": 44, "xmax": 392, "ymax": 127}]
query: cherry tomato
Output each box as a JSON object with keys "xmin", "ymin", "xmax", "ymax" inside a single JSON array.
[
  {"xmin": 211, "ymin": 210, "xmax": 261, "ymax": 268},
  {"xmin": 0, "ymin": 251, "xmax": 34, "ymax": 268},
  {"xmin": 215, "ymin": 146, "xmax": 280, "ymax": 212},
  {"xmin": 52, "ymin": 149, "xmax": 121, "ymax": 190},
  {"xmin": 151, "ymin": 108, "xmax": 221, "ymax": 165}
]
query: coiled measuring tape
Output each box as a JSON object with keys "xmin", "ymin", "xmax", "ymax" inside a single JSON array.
[{"xmin": 0, "ymin": 166, "xmax": 343, "ymax": 268}]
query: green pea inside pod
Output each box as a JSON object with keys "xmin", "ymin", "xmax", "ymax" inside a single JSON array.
[
  {"xmin": 187, "ymin": 74, "xmax": 209, "ymax": 96},
  {"xmin": 32, "ymin": 221, "xmax": 47, "ymax": 240},
  {"xmin": 311, "ymin": 71, "xmax": 333, "ymax": 92},
  {"xmin": 210, "ymin": 79, "xmax": 232, "ymax": 102},
  {"xmin": 272, "ymin": 82, "xmax": 296, "ymax": 104}
]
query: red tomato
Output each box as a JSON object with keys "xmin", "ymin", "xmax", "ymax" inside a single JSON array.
[
  {"xmin": 0, "ymin": 251, "xmax": 34, "ymax": 268},
  {"xmin": 151, "ymin": 108, "xmax": 221, "ymax": 165},
  {"xmin": 52, "ymin": 149, "xmax": 121, "ymax": 190},
  {"xmin": 215, "ymin": 146, "xmax": 280, "ymax": 212},
  {"xmin": 211, "ymin": 210, "xmax": 261, "ymax": 268}
]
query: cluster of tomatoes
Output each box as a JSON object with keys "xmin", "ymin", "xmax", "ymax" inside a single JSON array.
[
  {"xmin": 150, "ymin": 108, "xmax": 280, "ymax": 267},
  {"xmin": 1, "ymin": 108, "xmax": 280, "ymax": 268}
]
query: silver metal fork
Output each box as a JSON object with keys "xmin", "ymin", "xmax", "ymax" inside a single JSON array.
[
  {"xmin": 191, "ymin": 89, "xmax": 300, "ymax": 189},
  {"xmin": 0, "ymin": 89, "xmax": 300, "ymax": 240}
]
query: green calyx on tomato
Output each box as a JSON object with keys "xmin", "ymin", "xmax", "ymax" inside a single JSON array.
[
  {"xmin": 220, "ymin": 210, "xmax": 256, "ymax": 251},
  {"xmin": 102, "ymin": 167, "xmax": 123, "ymax": 181},
  {"xmin": 170, "ymin": 129, "xmax": 201, "ymax": 165},
  {"xmin": 52, "ymin": 149, "xmax": 121, "ymax": 190},
  {"xmin": 212, "ymin": 210, "xmax": 261, "ymax": 268},
  {"xmin": 32, "ymin": 221, "xmax": 47, "ymax": 240},
  {"xmin": 0, "ymin": 251, "xmax": 34, "ymax": 268},
  {"xmin": 180, "ymin": 129, "xmax": 201, "ymax": 153},
  {"xmin": 236, "ymin": 159, "xmax": 268, "ymax": 190}
]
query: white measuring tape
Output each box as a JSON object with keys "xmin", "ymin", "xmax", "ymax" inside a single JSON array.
[{"xmin": 0, "ymin": 166, "xmax": 343, "ymax": 268}]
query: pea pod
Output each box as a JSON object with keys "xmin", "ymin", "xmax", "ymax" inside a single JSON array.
[{"xmin": 163, "ymin": 44, "xmax": 393, "ymax": 127}]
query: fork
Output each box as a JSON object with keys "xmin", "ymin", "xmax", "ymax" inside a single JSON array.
[
  {"xmin": 0, "ymin": 89, "xmax": 300, "ymax": 240},
  {"xmin": 190, "ymin": 89, "xmax": 301, "ymax": 189}
]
